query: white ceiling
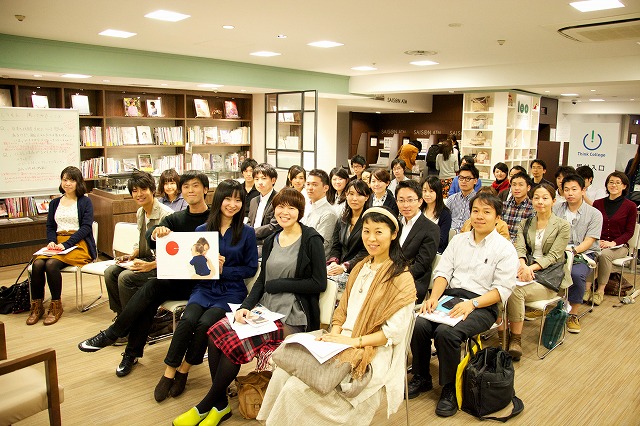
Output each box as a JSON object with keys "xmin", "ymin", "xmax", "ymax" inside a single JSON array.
[{"xmin": 1, "ymin": 0, "xmax": 639, "ymax": 107}]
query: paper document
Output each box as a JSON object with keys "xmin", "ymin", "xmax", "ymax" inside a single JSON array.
[
  {"xmin": 282, "ymin": 333, "xmax": 351, "ymax": 364},
  {"xmin": 516, "ymin": 279, "xmax": 534, "ymax": 286},
  {"xmin": 226, "ymin": 304, "xmax": 284, "ymax": 340},
  {"xmin": 418, "ymin": 295, "xmax": 467, "ymax": 327},
  {"xmin": 34, "ymin": 246, "xmax": 77, "ymax": 256}
]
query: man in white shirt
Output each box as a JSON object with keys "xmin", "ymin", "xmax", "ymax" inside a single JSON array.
[
  {"xmin": 247, "ymin": 163, "xmax": 280, "ymax": 244},
  {"xmin": 408, "ymin": 192, "xmax": 518, "ymax": 418},
  {"xmin": 301, "ymin": 169, "xmax": 338, "ymax": 257},
  {"xmin": 388, "ymin": 158, "xmax": 410, "ymax": 196}
]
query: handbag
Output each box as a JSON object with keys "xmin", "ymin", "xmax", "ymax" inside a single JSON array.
[
  {"xmin": 461, "ymin": 345, "xmax": 524, "ymax": 421},
  {"xmin": 455, "ymin": 335, "xmax": 482, "ymax": 408},
  {"xmin": 604, "ymin": 272, "xmax": 633, "ymax": 296},
  {"xmin": 471, "ymin": 115, "xmax": 487, "ymax": 129},
  {"xmin": 523, "ymin": 218, "xmax": 565, "ymax": 292},
  {"xmin": 0, "ymin": 260, "xmax": 32, "ymax": 314},
  {"xmin": 541, "ymin": 300, "xmax": 568, "ymax": 350},
  {"xmin": 470, "ymin": 131, "xmax": 486, "ymax": 146},
  {"xmin": 471, "ymin": 96, "xmax": 489, "ymax": 112},
  {"xmin": 235, "ymin": 370, "xmax": 272, "ymax": 419}
]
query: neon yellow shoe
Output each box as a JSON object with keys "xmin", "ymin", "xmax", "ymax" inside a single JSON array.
[
  {"xmin": 173, "ymin": 407, "xmax": 208, "ymax": 426},
  {"xmin": 200, "ymin": 404, "xmax": 231, "ymax": 426}
]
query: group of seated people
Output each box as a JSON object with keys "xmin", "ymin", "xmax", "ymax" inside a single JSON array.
[{"xmin": 30, "ymin": 149, "xmax": 636, "ymax": 424}]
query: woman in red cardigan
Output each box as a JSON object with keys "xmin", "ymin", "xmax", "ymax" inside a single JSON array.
[
  {"xmin": 591, "ymin": 171, "xmax": 637, "ymax": 305},
  {"xmin": 491, "ymin": 162, "xmax": 510, "ymax": 194}
]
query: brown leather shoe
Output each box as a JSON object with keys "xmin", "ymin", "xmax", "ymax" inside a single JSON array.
[
  {"xmin": 43, "ymin": 300, "xmax": 63, "ymax": 325},
  {"xmin": 26, "ymin": 299, "xmax": 45, "ymax": 325}
]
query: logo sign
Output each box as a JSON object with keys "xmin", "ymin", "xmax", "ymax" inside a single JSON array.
[
  {"xmin": 568, "ymin": 122, "xmax": 619, "ymax": 191},
  {"xmin": 582, "ymin": 131, "xmax": 603, "ymax": 151}
]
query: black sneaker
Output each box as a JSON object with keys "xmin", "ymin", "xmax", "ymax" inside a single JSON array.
[
  {"xmin": 435, "ymin": 384, "xmax": 458, "ymax": 417},
  {"xmin": 116, "ymin": 353, "xmax": 138, "ymax": 377},
  {"xmin": 78, "ymin": 331, "xmax": 115, "ymax": 352},
  {"xmin": 407, "ymin": 374, "xmax": 433, "ymax": 399}
]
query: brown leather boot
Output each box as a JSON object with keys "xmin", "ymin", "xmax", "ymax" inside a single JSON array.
[
  {"xmin": 26, "ymin": 299, "xmax": 45, "ymax": 325},
  {"xmin": 508, "ymin": 333, "xmax": 522, "ymax": 361},
  {"xmin": 43, "ymin": 300, "xmax": 63, "ymax": 326}
]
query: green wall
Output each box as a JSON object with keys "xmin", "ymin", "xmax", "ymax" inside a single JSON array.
[{"xmin": 0, "ymin": 34, "xmax": 350, "ymax": 95}]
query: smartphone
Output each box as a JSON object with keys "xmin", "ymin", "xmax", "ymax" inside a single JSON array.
[{"xmin": 441, "ymin": 297, "xmax": 465, "ymax": 310}]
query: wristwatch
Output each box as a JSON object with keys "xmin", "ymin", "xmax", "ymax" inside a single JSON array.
[{"xmin": 471, "ymin": 299, "xmax": 479, "ymax": 309}]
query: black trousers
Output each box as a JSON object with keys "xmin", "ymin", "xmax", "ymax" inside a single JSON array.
[
  {"xmin": 164, "ymin": 304, "xmax": 225, "ymax": 368},
  {"xmin": 106, "ymin": 278, "xmax": 195, "ymax": 358},
  {"xmin": 410, "ymin": 289, "xmax": 497, "ymax": 386}
]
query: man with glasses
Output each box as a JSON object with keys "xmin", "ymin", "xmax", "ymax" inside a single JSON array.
[
  {"xmin": 446, "ymin": 163, "xmax": 479, "ymax": 233},
  {"xmin": 552, "ymin": 174, "xmax": 602, "ymax": 334},
  {"xmin": 396, "ymin": 180, "xmax": 440, "ymax": 302},
  {"xmin": 529, "ymin": 159, "xmax": 555, "ymax": 198}
]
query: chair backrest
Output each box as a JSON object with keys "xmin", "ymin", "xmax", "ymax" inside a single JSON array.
[
  {"xmin": 244, "ymin": 265, "xmax": 261, "ymax": 294},
  {"xmin": 92, "ymin": 221, "xmax": 99, "ymax": 248},
  {"xmin": 319, "ymin": 279, "xmax": 339, "ymax": 327},
  {"xmin": 112, "ymin": 222, "xmax": 139, "ymax": 257},
  {"xmin": 448, "ymin": 229, "xmax": 456, "ymax": 242},
  {"xmin": 428, "ymin": 253, "xmax": 442, "ymax": 290},
  {"xmin": 629, "ymin": 223, "xmax": 640, "ymax": 252}
]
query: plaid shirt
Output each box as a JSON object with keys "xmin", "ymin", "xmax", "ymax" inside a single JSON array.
[
  {"xmin": 502, "ymin": 196, "xmax": 534, "ymax": 242},
  {"xmin": 446, "ymin": 190, "xmax": 476, "ymax": 232}
]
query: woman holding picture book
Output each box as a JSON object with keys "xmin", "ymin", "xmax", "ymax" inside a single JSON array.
[
  {"xmin": 27, "ymin": 166, "xmax": 96, "ymax": 326},
  {"xmin": 257, "ymin": 207, "xmax": 416, "ymax": 425},
  {"xmin": 154, "ymin": 180, "xmax": 258, "ymax": 402},
  {"xmin": 172, "ymin": 187, "xmax": 326, "ymax": 426}
]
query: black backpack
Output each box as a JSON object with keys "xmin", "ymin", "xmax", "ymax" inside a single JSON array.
[{"xmin": 425, "ymin": 144, "xmax": 441, "ymax": 169}]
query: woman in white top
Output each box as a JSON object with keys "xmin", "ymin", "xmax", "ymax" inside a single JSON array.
[
  {"xmin": 504, "ymin": 183, "xmax": 570, "ymax": 360},
  {"xmin": 435, "ymin": 139, "xmax": 459, "ymax": 198},
  {"xmin": 328, "ymin": 167, "xmax": 349, "ymax": 217},
  {"xmin": 27, "ymin": 166, "xmax": 96, "ymax": 326},
  {"xmin": 258, "ymin": 207, "xmax": 416, "ymax": 425}
]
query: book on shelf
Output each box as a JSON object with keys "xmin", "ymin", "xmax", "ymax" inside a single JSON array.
[
  {"xmin": 194, "ymin": 99, "xmax": 211, "ymax": 118},
  {"xmin": 123, "ymin": 158, "xmax": 138, "ymax": 172},
  {"xmin": 204, "ymin": 127, "xmax": 218, "ymax": 144},
  {"xmin": 0, "ymin": 201, "xmax": 7, "ymax": 217},
  {"xmin": 137, "ymin": 126, "xmax": 153, "ymax": 145},
  {"xmin": 1, "ymin": 197, "xmax": 39, "ymax": 218},
  {"xmin": 80, "ymin": 156, "xmax": 105, "ymax": 179},
  {"xmin": 224, "ymin": 100, "xmax": 239, "ymax": 119},
  {"xmin": 219, "ymin": 129, "xmax": 231, "ymax": 143},
  {"xmin": 124, "ymin": 97, "xmax": 143, "ymax": 117},
  {"xmin": 137, "ymin": 154, "xmax": 153, "ymax": 172},
  {"xmin": 31, "ymin": 95, "xmax": 49, "ymax": 109},
  {"xmin": 121, "ymin": 127, "xmax": 138, "ymax": 145},
  {"xmin": 0, "ymin": 89, "xmax": 12, "ymax": 107},
  {"xmin": 71, "ymin": 94, "xmax": 91, "ymax": 115},
  {"xmin": 80, "ymin": 126, "xmax": 103, "ymax": 146},
  {"xmin": 36, "ymin": 199, "xmax": 51, "ymax": 214},
  {"xmin": 154, "ymin": 126, "xmax": 183, "ymax": 145},
  {"xmin": 146, "ymin": 99, "xmax": 162, "ymax": 117},
  {"xmin": 155, "ymin": 154, "xmax": 184, "ymax": 174}
]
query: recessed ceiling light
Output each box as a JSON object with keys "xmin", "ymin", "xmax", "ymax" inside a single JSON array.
[
  {"xmin": 250, "ymin": 51, "xmax": 281, "ymax": 57},
  {"xmin": 410, "ymin": 60, "xmax": 439, "ymax": 66},
  {"xmin": 591, "ymin": 89, "xmax": 596, "ymax": 92},
  {"xmin": 307, "ymin": 41, "xmax": 343, "ymax": 48},
  {"xmin": 276, "ymin": 34, "xmax": 287, "ymax": 39},
  {"xmin": 33, "ymin": 74, "xmax": 42, "ymax": 77},
  {"xmin": 240, "ymin": 89, "xmax": 247, "ymax": 92},
  {"xmin": 409, "ymin": 110, "xmax": 415, "ymax": 113},
  {"xmin": 589, "ymin": 98, "xmax": 605, "ymax": 102},
  {"xmin": 222, "ymin": 25, "xmax": 235, "ymax": 30},
  {"xmin": 61, "ymin": 74, "xmax": 91, "ymax": 79},
  {"xmin": 99, "ymin": 29, "xmax": 136, "ymax": 38},
  {"xmin": 198, "ymin": 84, "xmax": 223, "ymax": 88},
  {"xmin": 448, "ymin": 90, "xmax": 455, "ymax": 93},
  {"xmin": 570, "ymin": 0, "xmax": 624, "ymax": 13},
  {"xmin": 544, "ymin": 90, "xmax": 550, "ymax": 93},
  {"xmin": 351, "ymin": 66, "xmax": 378, "ymax": 71},
  {"xmin": 375, "ymin": 111, "xmax": 381, "ymax": 114},
  {"xmin": 144, "ymin": 10, "xmax": 190, "ymax": 22},
  {"xmin": 102, "ymin": 79, "xmax": 111, "ymax": 83},
  {"xmin": 561, "ymin": 93, "xmax": 579, "ymax": 96},
  {"xmin": 160, "ymin": 83, "xmax": 168, "ymax": 86}
]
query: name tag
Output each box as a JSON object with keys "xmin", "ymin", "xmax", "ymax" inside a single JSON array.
[{"xmin": 634, "ymin": 184, "xmax": 640, "ymax": 192}]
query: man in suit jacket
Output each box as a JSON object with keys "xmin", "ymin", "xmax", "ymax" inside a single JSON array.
[
  {"xmin": 396, "ymin": 180, "xmax": 440, "ymax": 302},
  {"xmin": 247, "ymin": 163, "xmax": 280, "ymax": 244}
]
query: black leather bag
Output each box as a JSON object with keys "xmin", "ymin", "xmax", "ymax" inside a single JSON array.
[
  {"xmin": 0, "ymin": 261, "xmax": 32, "ymax": 314},
  {"xmin": 523, "ymin": 218, "xmax": 565, "ymax": 292},
  {"xmin": 462, "ymin": 346, "xmax": 524, "ymax": 422}
]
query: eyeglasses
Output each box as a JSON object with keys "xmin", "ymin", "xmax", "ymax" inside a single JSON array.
[
  {"xmin": 396, "ymin": 198, "xmax": 419, "ymax": 204},
  {"xmin": 607, "ymin": 181, "xmax": 623, "ymax": 186},
  {"xmin": 458, "ymin": 176, "xmax": 475, "ymax": 182}
]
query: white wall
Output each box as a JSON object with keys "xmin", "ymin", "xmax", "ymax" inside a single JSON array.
[
  {"xmin": 336, "ymin": 112, "xmax": 350, "ymax": 167},
  {"xmin": 251, "ymin": 94, "xmax": 266, "ymax": 164},
  {"xmin": 317, "ymin": 98, "xmax": 338, "ymax": 173}
]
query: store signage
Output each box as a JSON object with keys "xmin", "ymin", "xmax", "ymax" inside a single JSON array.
[{"xmin": 568, "ymin": 122, "xmax": 619, "ymax": 189}]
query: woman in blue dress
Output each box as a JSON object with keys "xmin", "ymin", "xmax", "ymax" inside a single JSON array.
[{"xmin": 154, "ymin": 179, "xmax": 259, "ymax": 402}]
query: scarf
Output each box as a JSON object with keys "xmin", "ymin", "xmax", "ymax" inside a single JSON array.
[{"xmin": 332, "ymin": 257, "xmax": 416, "ymax": 378}]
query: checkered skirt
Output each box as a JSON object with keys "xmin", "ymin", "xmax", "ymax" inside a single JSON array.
[{"xmin": 208, "ymin": 317, "xmax": 284, "ymax": 366}]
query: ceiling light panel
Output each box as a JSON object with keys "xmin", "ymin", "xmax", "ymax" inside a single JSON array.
[
  {"xmin": 410, "ymin": 60, "xmax": 439, "ymax": 66},
  {"xmin": 570, "ymin": 0, "xmax": 624, "ymax": 13},
  {"xmin": 144, "ymin": 10, "xmax": 190, "ymax": 22},
  {"xmin": 99, "ymin": 29, "xmax": 136, "ymax": 38},
  {"xmin": 308, "ymin": 41, "xmax": 343, "ymax": 48},
  {"xmin": 250, "ymin": 51, "xmax": 281, "ymax": 57},
  {"xmin": 61, "ymin": 74, "xmax": 91, "ymax": 78}
]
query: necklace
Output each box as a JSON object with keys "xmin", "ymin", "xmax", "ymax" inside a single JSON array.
[{"xmin": 358, "ymin": 261, "xmax": 381, "ymax": 293}]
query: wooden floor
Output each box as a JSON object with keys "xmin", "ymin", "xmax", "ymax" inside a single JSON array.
[{"xmin": 2, "ymin": 263, "xmax": 640, "ymax": 426}]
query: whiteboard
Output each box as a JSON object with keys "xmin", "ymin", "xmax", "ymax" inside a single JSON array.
[{"xmin": 0, "ymin": 107, "xmax": 79, "ymax": 197}]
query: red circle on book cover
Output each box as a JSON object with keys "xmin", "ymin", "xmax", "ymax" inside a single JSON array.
[{"xmin": 166, "ymin": 241, "xmax": 179, "ymax": 256}]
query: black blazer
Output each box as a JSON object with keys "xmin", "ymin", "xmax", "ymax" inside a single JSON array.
[
  {"xmin": 401, "ymin": 214, "xmax": 440, "ymax": 303},
  {"xmin": 248, "ymin": 190, "xmax": 280, "ymax": 242},
  {"xmin": 241, "ymin": 224, "xmax": 327, "ymax": 331},
  {"xmin": 328, "ymin": 215, "xmax": 368, "ymax": 272},
  {"xmin": 367, "ymin": 189, "xmax": 399, "ymax": 217}
]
